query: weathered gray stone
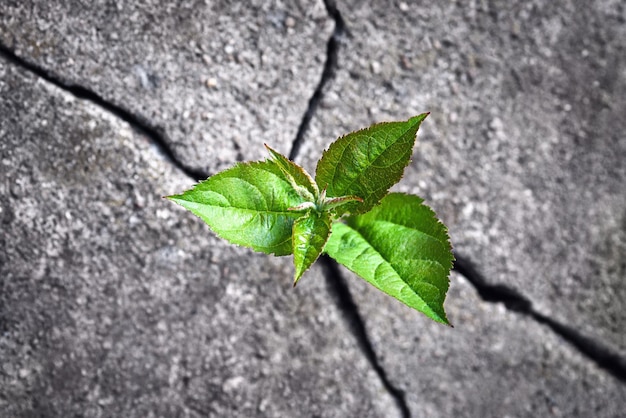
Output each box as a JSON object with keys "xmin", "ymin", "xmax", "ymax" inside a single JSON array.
[
  {"xmin": 0, "ymin": 59, "xmax": 395, "ymax": 417},
  {"xmin": 345, "ymin": 272, "xmax": 626, "ymax": 417},
  {"xmin": 297, "ymin": 0, "xmax": 626, "ymax": 362},
  {"xmin": 342, "ymin": 269, "xmax": 626, "ymax": 418},
  {"xmin": 2, "ymin": 1, "xmax": 625, "ymax": 417},
  {"xmin": 0, "ymin": 0, "xmax": 332, "ymax": 174}
]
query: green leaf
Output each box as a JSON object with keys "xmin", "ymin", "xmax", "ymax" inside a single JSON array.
[
  {"xmin": 265, "ymin": 143, "xmax": 318, "ymax": 201},
  {"xmin": 315, "ymin": 114, "xmax": 428, "ymax": 216},
  {"xmin": 324, "ymin": 193, "xmax": 453, "ymax": 324},
  {"xmin": 167, "ymin": 160, "xmax": 305, "ymax": 255},
  {"xmin": 292, "ymin": 210, "xmax": 332, "ymax": 286}
]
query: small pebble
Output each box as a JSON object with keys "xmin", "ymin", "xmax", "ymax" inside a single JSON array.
[
  {"xmin": 206, "ymin": 77, "xmax": 218, "ymax": 88},
  {"xmin": 370, "ymin": 61, "xmax": 381, "ymax": 74}
]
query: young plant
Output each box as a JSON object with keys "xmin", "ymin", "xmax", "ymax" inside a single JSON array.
[{"xmin": 167, "ymin": 114, "xmax": 453, "ymax": 324}]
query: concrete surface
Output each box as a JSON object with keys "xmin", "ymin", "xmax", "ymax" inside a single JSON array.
[
  {"xmin": 0, "ymin": 0, "xmax": 332, "ymax": 174},
  {"xmin": 344, "ymin": 269, "xmax": 625, "ymax": 417},
  {"xmin": 297, "ymin": 0, "xmax": 625, "ymax": 358},
  {"xmin": 0, "ymin": 58, "xmax": 393, "ymax": 416},
  {"xmin": 1, "ymin": 0, "xmax": 625, "ymax": 417}
]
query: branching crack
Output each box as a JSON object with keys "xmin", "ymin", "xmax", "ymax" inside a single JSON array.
[
  {"xmin": 453, "ymin": 253, "xmax": 626, "ymax": 383},
  {"xmin": 7, "ymin": 0, "xmax": 620, "ymax": 411},
  {"xmin": 289, "ymin": 1, "xmax": 411, "ymax": 416},
  {"xmin": 0, "ymin": 43, "xmax": 207, "ymax": 182}
]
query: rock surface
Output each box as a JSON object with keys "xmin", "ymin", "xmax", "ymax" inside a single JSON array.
[
  {"xmin": 0, "ymin": 59, "xmax": 393, "ymax": 417},
  {"xmin": 0, "ymin": 0, "xmax": 332, "ymax": 174},
  {"xmin": 297, "ymin": 1, "xmax": 626, "ymax": 357},
  {"xmin": 343, "ymin": 269, "xmax": 626, "ymax": 417},
  {"xmin": 1, "ymin": 1, "xmax": 625, "ymax": 417}
]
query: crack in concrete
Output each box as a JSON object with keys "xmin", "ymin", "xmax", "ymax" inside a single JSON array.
[
  {"xmin": 0, "ymin": 43, "xmax": 207, "ymax": 183},
  {"xmin": 289, "ymin": 1, "xmax": 411, "ymax": 416},
  {"xmin": 5, "ymin": 1, "xmax": 621, "ymax": 412},
  {"xmin": 319, "ymin": 256, "xmax": 411, "ymax": 418},
  {"xmin": 1, "ymin": 8, "xmax": 412, "ymax": 415},
  {"xmin": 453, "ymin": 253, "xmax": 626, "ymax": 383},
  {"xmin": 288, "ymin": 0, "xmax": 345, "ymax": 161},
  {"xmin": 289, "ymin": 0, "xmax": 626, "ymax": 404}
]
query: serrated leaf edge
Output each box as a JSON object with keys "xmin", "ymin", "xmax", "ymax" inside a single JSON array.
[
  {"xmin": 326, "ymin": 222, "xmax": 451, "ymax": 325},
  {"xmin": 292, "ymin": 211, "xmax": 332, "ymax": 286},
  {"xmin": 166, "ymin": 160, "xmax": 306, "ymax": 256},
  {"xmin": 314, "ymin": 114, "xmax": 428, "ymax": 215}
]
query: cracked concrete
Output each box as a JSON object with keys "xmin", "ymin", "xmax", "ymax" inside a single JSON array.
[
  {"xmin": 297, "ymin": 0, "xmax": 626, "ymax": 342},
  {"xmin": 340, "ymin": 267, "xmax": 625, "ymax": 417},
  {"xmin": 1, "ymin": 0, "xmax": 625, "ymax": 417},
  {"xmin": 0, "ymin": 57, "xmax": 394, "ymax": 417},
  {"xmin": 289, "ymin": 0, "xmax": 345, "ymax": 161},
  {"xmin": 319, "ymin": 255, "xmax": 411, "ymax": 417},
  {"xmin": 454, "ymin": 253, "xmax": 626, "ymax": 382},
  {"xmin": 294, "ymin": 0, "xmax": 626, "ymax": 415},
  {"xmin": 0, "ymin": 0, "xmax": 332, "ymax": 175}
]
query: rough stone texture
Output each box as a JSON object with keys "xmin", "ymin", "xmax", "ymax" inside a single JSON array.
[
  {"xmin": 342, "ymin": 270, "xmax": 626, "ymax": 418},
  {"xmin": 0, "ymin": 0, "xmax": 332, "ymax": 173},
  {"xmin": 2, "ymin": 1, "xmax": 625, "ymax": 417},
  {"xmin": 297, "ymin": 0, "xmax": 626, "ymax": 360},
  {"xmin": 0, "ymin": 60, "xmax": 395, "ymax": 417}
]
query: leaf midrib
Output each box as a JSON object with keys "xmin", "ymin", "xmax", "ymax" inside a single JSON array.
[
  {"xmin": 358, "ymin": 219, "xmax": 448, "ymax": 248},
  {"xmin": 338, "ymin": 222, "xmax": 448, "ymax": 286},
  {"xmin": 329, "ymin": 124, "xmax": 414, "ymax": 197},
  {"xmin": 207, "ymin": 204, "xmax": 303, "ymax": 216},
  {"xmin": 330, "ymin": 224, "xmax": 443, "ymax": 318}
]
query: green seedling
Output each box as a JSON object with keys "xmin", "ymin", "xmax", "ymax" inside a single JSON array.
[{"xmin": 167, "ymin": 114, "xmax": 453, "ymax": 324}]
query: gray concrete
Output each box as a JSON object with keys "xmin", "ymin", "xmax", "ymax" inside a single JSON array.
[
  {"xmin": 294, "ymin": 1, "xmax": 626, "ymax": 415},
  {"xmin": 344, "ymin": 270, "xmax": 626, "ymax": 417},
  {"xmin": 0, "ymin": 60, "xmax": 394, "ymax": 416},
  {"xmin": 297, "ymin": 1, "xmax": 626, "ymax": 356},
  {"xmin": 0, "ymin": 0, "xmax": 332, "ymax": 174},
  {"xmin": 1, "ymin": 0, "xmax": 625, "ymax": 417}
]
